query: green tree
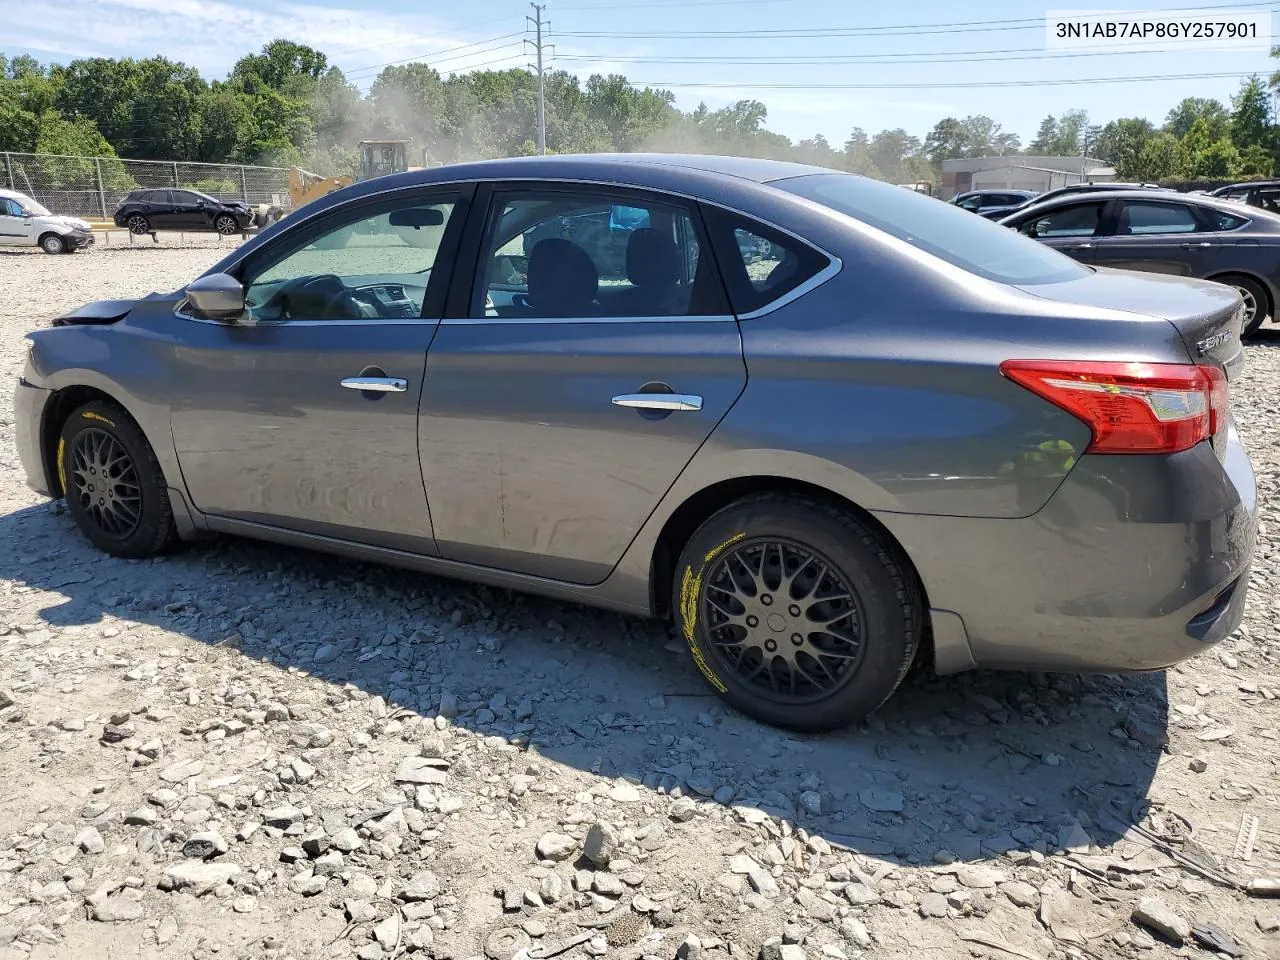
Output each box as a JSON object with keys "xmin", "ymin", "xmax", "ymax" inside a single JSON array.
[
  {"xmin": 1230, "ymin": 75, "xmax": 1272, "ymax": 152},
  {"xmin": 1177, "ymin": 117, "xmax": 1241, "ymax": 178},
  {"xmin": 1029, "ymin": 115, "xmax": 1058, "ymax": 153},
  {"xmin": 1093, "ymin": 118, "xmax": 1155, "ymax": 179},
  {"xmin": 868, "ymin": 128, "xmax": 923, "ymax": 183},
  {"xmin": 1136, "ymin": 132, "xmax": 1182, "ymax": 180},
  {"xmin": 1164, "ymin": 97, "xmax": 1229, "ymax": 141}
]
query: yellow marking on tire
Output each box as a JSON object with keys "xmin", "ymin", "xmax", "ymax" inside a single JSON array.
[
  {"xmin": 82, "ymin": 411, "xmax": 115, "ymax": 427},
  {"xmin": 703, "ymin": 531, "xmax": 745, "ymax": 564},
  {"xmin": 679, "ymin": 563, "xmax": 728, "ymax": 694},
  {"xmin": 56, "ymin": 437, "xmax": 67, "ymax": 495}
]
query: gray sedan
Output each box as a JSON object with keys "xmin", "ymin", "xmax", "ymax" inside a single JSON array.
[
  {"xmin": 14, "ymin": 155, "xmax": 1257, "ymax": 731},
  {"xmin": 1000, "ymin": 189, "xmax": 1280, "ymax": 335}
]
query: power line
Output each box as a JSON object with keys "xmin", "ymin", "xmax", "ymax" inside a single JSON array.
[
  {"xmin": 345, "ymin": 32, "xmax": 527, "ymax": 78},
  {"xmin": 327, "ymin": 14, "xmax": 523, "ymax": 59},
  {"xmin": 554, "ymin": 0, "xmax": 1280, "ymax": 39},
  {"xmin": 554, "ymin": 44, "xmax": 1274, "ymax": 66},
  {"xmin": 624, "ymin": 70, "xmax": 1269, "ymax": 90}
]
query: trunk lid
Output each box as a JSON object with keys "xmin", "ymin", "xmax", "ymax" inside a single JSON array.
[{"xmin": 1016, "ymin": 266, "xmax": 1245, "ymax": 379}]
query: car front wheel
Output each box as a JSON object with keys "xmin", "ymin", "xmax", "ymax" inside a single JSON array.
[
  {"xmin": 39, "ymin": 233, "xmax": 66, "ymax": 254},
  {"xmin": 214, "ymin": 214, "xmax": 239, "ymax": 236},
  {"xmin": 59, "ymin": 401, "xmax": 177, "ymax": 558},
  {"xmin": 126, "ymin": 214, "xmax": 151, "ymax": 235},
  {"xmin": 673, "ymin": 493, "xmax": 922, "ymax": 732}
]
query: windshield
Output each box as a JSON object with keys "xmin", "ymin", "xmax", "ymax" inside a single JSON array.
[
  {"xmin": 21, "ymin": 197, "xmax": 51, "ymax": 217},
  {"xmin": 774, "ymin": 173, "xmax": 1090, "ymax": 285}
]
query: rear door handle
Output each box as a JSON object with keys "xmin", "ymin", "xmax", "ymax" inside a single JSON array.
[
  {"xmin": 341, "ymin": 376, "xmax": 407, "ymax": 393},
  {"xmin": 1181, "ymin": 241, "xmax": 1213, "ymax": 248},
  {"xmin": 612, "ymin": 393, "xmax": 703, "ymax": 412}
]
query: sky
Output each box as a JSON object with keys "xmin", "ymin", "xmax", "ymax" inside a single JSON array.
[{"xmin": 3, "ymin": 0, "xmax": 1279, "ymax": 149}]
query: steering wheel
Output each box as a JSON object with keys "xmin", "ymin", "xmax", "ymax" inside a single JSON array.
[{"xmin": 280, "ymin": 274, "xmax": 362, "ymax": 320}]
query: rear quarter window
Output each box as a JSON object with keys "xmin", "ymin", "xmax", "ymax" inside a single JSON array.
[{"xmin": 702, "ymin": 206, "xmax": 832, "ymax": 315}]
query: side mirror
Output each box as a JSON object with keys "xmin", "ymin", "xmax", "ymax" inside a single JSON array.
[
  {"xmin": 21, "ymin": 210, "xmax": 33, "ymax": 219},
  {"xmin": 186, "ymin": 273, "xmax": 246, "ymax": 322}
]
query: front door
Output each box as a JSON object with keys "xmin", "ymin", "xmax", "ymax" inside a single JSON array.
[
  {"xmin": 0, "ymin": 197, "xmax": 35, "ymax": 246},
  {"xmin": 1091, "ymin": 199, "xmax": 1221, "ymax": 276},
  {"xmin": 168, "ymin": 187, "xmax": 465, "ymax": 553},
  {"xmin": 419, "ymin": 183, "xmax": 747, "ymax": 585},
  {"xmin": 1018, "ymin": 199, "xmax": 1108, "ymax": 264}
]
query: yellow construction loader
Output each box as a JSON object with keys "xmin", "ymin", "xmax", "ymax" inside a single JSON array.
[{"xmin": 255, "ymin": 140, "xmax": 423, "ymax": 227}]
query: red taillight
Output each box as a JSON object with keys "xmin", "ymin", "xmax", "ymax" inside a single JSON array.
[{"xmin": 1000, "ymin": 360, "xmax": 1228, "ymax": 454}]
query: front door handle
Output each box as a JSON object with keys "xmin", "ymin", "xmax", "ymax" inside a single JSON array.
[
  {"xmin": 1181, "ymin": 241, "xmax": 1213, "ymax": 248},
  {"xmin": 612, "ymin": 393, "xmax": 703, "ymax": 412},
  {"xmin": 1065, "ymin": 242, "xmax": 1094, "ymax": 249},
  {"xmin": 341, "ymin": 376, "xmax": 407, "ymax": 393}
]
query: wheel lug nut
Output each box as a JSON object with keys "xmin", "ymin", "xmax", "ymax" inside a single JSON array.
[
  {"xmin": 746, "ymin": 616, "xmax": 759, "ymax": 628},
  {"xmin": 765, "ymin": 639, "xmax": 777, "ymax": 652},
  {"xmin": 791, "ymin": 634, "xmax": 803, "ymax": 645},
  {"xmin": 788, "ymin": 604, "xmax": 801, "ymax": 616},
  {"xmin": 761, "ymin": 594, "xmax": 773, "ymax": 606}
]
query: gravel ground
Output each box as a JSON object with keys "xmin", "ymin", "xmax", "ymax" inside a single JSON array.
[{"xmin": 1, "ymin": 245, "xmax": 1279, "ymax": 960}]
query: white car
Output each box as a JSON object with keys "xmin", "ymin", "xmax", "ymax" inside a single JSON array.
[{"xmin": 0, "ymin": 188, "xmax": 94, "ymax": 254}]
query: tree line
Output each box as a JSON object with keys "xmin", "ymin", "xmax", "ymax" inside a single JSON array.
[{"xmin": 3, "ymin": 39, "xmax": 1280, "ymax": 185}]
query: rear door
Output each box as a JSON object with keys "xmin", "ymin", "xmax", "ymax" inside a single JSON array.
[
  {"xmin": 147, "ymin": 191, "xmax": 181, "ymax": 228},
  {"xmin": 1091, "ymin": 199, "xmax": 1220, "ymax": 276},
  {"xmin": 1015, "ymin": 199, "xmax": 1108, "ymax": 262},
  {"xmin": 419, "ymin": 181, "xmax": 747, "ymax": 584}
]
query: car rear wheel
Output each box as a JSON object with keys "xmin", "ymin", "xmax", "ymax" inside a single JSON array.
[
  {"xmin": 39, "ymin": 233, "xmax": 65, "ymax": 255},
  {"xmin": 672, "ymin": 494, "xmax": 922, "ymax": 731},
  {"xmin": 214, "ymin": 214, "xmax": 239, "ymax": 236},
  {"xmin": 126, "ymin": 214, "xmax": 151, "ymax": 235},
  {"xmin": 59, "ymin": 401, "xmax": 177, "ymax": 558},
  {"xmin": 1221, "ymin": 274, "xmax": 1269, "ymax": 336}
]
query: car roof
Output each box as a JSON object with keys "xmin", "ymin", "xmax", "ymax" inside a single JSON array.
[
  {"xmin": 1216, "ymin": 180, "xmax": 1280, "ymax": 189},
  {"xmin": 341, "ymin": 153, "xmax": 841, "ymax": 198},
  {"xmin": 0, "ymin": 187, "xmax": 30, "ymax": 201},
  {"xmin": 1011, "ymin": 188, "xmax": 1275, "ymax": 220}
]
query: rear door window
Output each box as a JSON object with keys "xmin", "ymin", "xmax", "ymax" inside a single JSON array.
[
  {"xmin": 473, "ymin": 189, "xmax": 726, "ymax": 318},
  {"xmin": 702, "ymin": 206, "xmax": 831, "ymax": 315},
  {"xmin": 1116, "ymin": 201, "xmax": 1199, "ymax": 235}
]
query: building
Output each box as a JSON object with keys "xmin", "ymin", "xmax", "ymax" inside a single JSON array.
[{"xmin": 939, "ymin": 156, "xmax": 1116, "ymax": 200}]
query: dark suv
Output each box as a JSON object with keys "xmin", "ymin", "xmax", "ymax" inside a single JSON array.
[
  {"xmin": 1211, "ymin": 180, "xmax": 1280, "ymax": 213},
  {"xmin": 113, "ymin": 189, "xmax": 254, "ymax": 236}
]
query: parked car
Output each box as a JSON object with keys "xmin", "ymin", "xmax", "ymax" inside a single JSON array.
[
  {"xmin": 16, "ymin": 155, "xmax": 1256, "ymax": 731},
  {"xmin": 112, "ymin": 189, "xmax": 254, "ymax": 236},
  {"xmin": 1016, "ymin": 181, "xmax": 1169, "ymax": 210},
  {"xmin": 0, "ymin": 188, "xmax": 94, "ymax": 254},
  {"xmin": 1000, "ymin": 188, "xmax": 1278, "ymax": 335},
  {"xmin": 949, "ymin": 189, "xmax": 1039, "ymax": 220},
  {"xmin": 1210, "ymin": 180, "xmax": 1280, "ymax": 213}
]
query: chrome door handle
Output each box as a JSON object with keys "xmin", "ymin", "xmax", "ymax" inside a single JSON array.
[
  {"xmin": 341, "ymin": 376, "xmax": 407, "ymax": 393},
  {"xmin": 612, "ymin": 393, "xmax": 703, "ymax": 412}
]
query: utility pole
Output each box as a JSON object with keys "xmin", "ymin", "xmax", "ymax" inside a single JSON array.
[{"xmin": 526, "ymin": 3, "xmax": 549, "ymax": 155}]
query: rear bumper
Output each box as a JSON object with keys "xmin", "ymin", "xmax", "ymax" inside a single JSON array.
[
  {"xmin": 878, "ymin": 424, "xmax": 1257, "ymax": 673},
  {"xmin": 14, "ymin": 379, "xmax": 53, "ymax": 497}
]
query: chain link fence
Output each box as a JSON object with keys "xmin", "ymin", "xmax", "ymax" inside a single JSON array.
[{"xmin": 1, "ymin": 152, "xmax": 292, "ymax": 220}]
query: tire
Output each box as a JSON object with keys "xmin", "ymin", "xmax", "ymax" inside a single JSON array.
[
  {"xmin": 1220, "ymin": 274, "xmax": 1269, "ymax": 337},
  {"xmin": 58, "ymin": 400, "xmax": 177, "ymax": 559},
  {"xmin": 214, "ymin": 214, "xmax": 239, "ymax": 236},
  {"xmin": 672, "ymin": 494, "xmax": 922, "ymax": 732},
  {"xmin": 39, "ymin": 233, "xmax": 65, "ymax": 255},
  {"xmin": 126, "ymin": 214, "xmax": 151, "ymax": 235}
]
